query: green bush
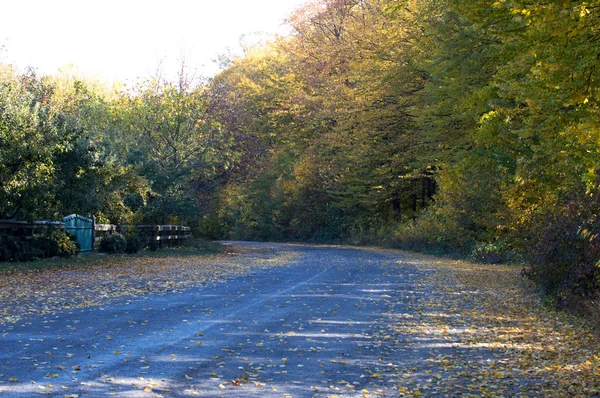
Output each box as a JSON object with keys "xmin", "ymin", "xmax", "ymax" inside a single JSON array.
[
  {"xmin": 31, "ymin": 236, "xmax": 60, "ymax": 258},
  {"xmin": 99, "ymin": 233, "xmax": 127, "ymax": 254},
  {"xmin": 0, "ymin": 236, "xmax": 24, "ymax": 262},
  {"xmin": 48, "ymin": 230, "xmax": 78, "ymax": 257},
  {"xmin": 394, "ymin": 209, "xmax": 472, "ymax": 255},
  {"xmin": 468, "ymin": 241, "xmax": 515, "ymax": 264},
  {"xmin": 522, "ymin": 192, "xmax": 600, "ymax": 302},
  {"xmin": 0, "ymin": 230, "xmax": 78, "ymax": 262},
  {"xmin": 125, "ymin": 236, "xmax": 142, "ymax": 254}
]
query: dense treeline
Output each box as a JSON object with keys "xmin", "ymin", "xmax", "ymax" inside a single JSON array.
[
  {"xmin": 205, "ymin": 0, "xmax": 600, "ymax": 303},
  {"xmin": 3, "ymin": 0, "xmax": 600, "ymax": 303},
  {"xmin": 206, "ymin": 0, "xmax": 431, "ymax": 241},
  {"xmin": 0, "ymin": 65, "xmax": 233, "ymax": 226}
]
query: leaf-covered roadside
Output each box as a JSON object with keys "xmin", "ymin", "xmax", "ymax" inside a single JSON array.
[
  {"xmin": 0, "ymin": 245, "xmax": 295, "ymax": 325},
  {"xmin": 373, "ymin": 251, "xmax": 600, "ymax": 397}
]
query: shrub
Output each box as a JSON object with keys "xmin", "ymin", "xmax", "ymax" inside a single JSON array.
[
  {"xmin": 523, "ymin": 192, "xmax": 600, "ymax": 302},
  {"xmin": 99, "ymin": 233, "xmax": 127, "ymax": 254},
  {"xmin": 49, "ymin": 230, "xmax": 78, "ymax": 257},
  {"xmin": 0, "ymin": 236, "xmax": 24, "ymax": 262},
  {"xmin": 125, "ymin": 236, "xmax": 142, "ymax": 254},
  {"xmin": 31, "ymin": 236, "xmax": 60, "ymax": 258},
  {"xmin": 0, "ymin": 230, "xmax": 78, "ymax": 262},
  {"xmin": 394, "ymin": 208, "xmax": 474, "ymax": 255},
  {"xmin": 469, "ymin": 241, "xmax": 515, "ymax": 264}
]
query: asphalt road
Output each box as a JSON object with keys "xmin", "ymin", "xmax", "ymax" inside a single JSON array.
[{"xmin": 0, "ymin": 242, "xmax": 508, "ymax": 397}]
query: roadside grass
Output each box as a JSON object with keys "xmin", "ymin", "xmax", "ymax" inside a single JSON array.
[
  {"xmin": 0, "ymin": 238, "xmax": 223, "ymax": 273},
  {"xmin": 142, "ymin": 238, "xmax": 224, "ymax": 257}
]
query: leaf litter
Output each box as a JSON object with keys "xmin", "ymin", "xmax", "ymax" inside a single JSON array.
[
  {"xmin": 2, "ymin": 244, "xmax": 599, "ymax": 397},
  {"xmin": 0, "ymin": 245, "xmax": 295, "ymax": 325},
  {"xmin": 370, "ymin": 250, "xmax": 600, "ymax": 397}
]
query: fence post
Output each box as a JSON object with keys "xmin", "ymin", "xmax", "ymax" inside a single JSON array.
[
  {"xmin": 152, "ymin": 225, "xmax": 158, "ymax": 251},
  {"xmin": 92, "ymin": 216, "xmax": 96, "ymax": 252}
]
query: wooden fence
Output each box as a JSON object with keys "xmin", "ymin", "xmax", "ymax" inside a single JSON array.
[
  {"xmin": 95, "ymin": 223, "xmax": 191, "ymax": 249},
  {"xmin": 0, "ymin": 220, "xmax": 65, "ymax": 237},
  {"xmin": 1, "ymin": 216, "xmax": 191, "ymax": 252}
]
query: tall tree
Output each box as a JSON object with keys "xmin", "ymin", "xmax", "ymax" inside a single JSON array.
[
  {"xmin": 121, "ymin": 72, "xmax": 232, "ymax": 225},
  {"xmin": 0, "ymin": 67, "xmax": 80, "ymax": 220}
]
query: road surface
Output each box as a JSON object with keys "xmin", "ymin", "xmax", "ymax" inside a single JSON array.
[{"xmin": 0, "ymin": 242, "xmax": 535, "ymax": 397}]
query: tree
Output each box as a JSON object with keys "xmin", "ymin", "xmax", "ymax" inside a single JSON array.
[
  {"xmin": 121, "ymin": 71, "xmax": 232, "ymax": 225},
  {"xmin": 205, "ymin": 0, "xmax": 434, "ymax": 240},
  {"xmin": 0, "ymin": 66, "xmax": 79, "ymax": 220}
]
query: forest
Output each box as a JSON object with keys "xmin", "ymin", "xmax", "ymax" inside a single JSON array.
[{"xmin": 2, "ymin": 0, "xmax": 600, "ymax": 304}]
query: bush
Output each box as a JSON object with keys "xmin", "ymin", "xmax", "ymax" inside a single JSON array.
[
  {"xmin": 49, "ymin": 230, "xmax": 78, "ymax": 257},
  {"xmin": 0, "ymin": 236, "xmax": 24, "ymax": 262},
  {"xmin": 99, "ymin": 233, "xmax": 127, "ymax": 254},
  {"xmin": 469, "ymin": 241, "xmax": 515, "ymax": 264},
  {"xmin": 523, "ymin": 192, "xmax": 600, "ymax": 303},
  {"xmin": 125, "ymin": 236, "xmax": 142, "ymax": 254},
  {"xmin": 394, "ymin": 209, "xmax": 473, "ymax": 255},
  {"xmin": 31, "ymin": 236, "xmax": 60, "ymax": 258},
  {"xmin": 0, "ymin": 230, "xmax": 78, "ymax": 262}
]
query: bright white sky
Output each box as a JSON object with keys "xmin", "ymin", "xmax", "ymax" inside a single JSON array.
[{"xmin": 0, "ymin": 0, "xmax": 306, "ymax": 83}]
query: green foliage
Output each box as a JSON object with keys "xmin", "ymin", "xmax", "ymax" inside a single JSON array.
[
  {"xmin": 125, "ymin": 235, "xmax": 142, "ymax": 254},
  {"xmin": 99, "ymin": 233, "xmax": 127, "ymax": 254},
  {"xmin": 205, "ymin": 0, "xmax": 434, "ymax": 242},
  {"xmin": 523, "ymin": 192, "xmax": 600, "ymax": 302},
  {"xmin": 4, "ymin": 0, "xmax": 600, "ymax": 302},
  {"xmin": 468, "ymin": 241, "xmax": 515, "ymax": 265},
  {"xmin": 394, "ymin": 0, "xmax": 600, "ymax": 301},
  {"xmin": 0, "ymin": 236, "xmax": 25, "ymax": 262},
  {"xmin": 0, "ymin": 68, "xmax": 71, "ymax": 220},
  {"xmin": 0, "ymin": 230, "xmax": 77, "ymax": 262},
  {"xmin": 118, "ymin": 74, "xmax": 234, "ymax": 226},
  {"xmin": 53, "ymin": 230, "xmax": 79, "ymax": 257}
]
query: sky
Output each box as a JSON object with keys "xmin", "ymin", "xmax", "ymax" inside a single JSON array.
[{"xmin": 0, "ymin": 0, "xmax": 307, "ymax": 83}]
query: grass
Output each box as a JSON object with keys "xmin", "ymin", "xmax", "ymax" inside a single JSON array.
[{"xmin": 0, "ymin": 238, "xmax": 224, "ymax": 272}]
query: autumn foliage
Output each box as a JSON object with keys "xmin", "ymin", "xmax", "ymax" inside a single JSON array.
[
  {"xmin": 201, "ymin": 0, "xmax": 600, "ymax": 304},
  {"xmin": 3, "ymin": 0, "xmax": 600, "ymax": 303}
]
